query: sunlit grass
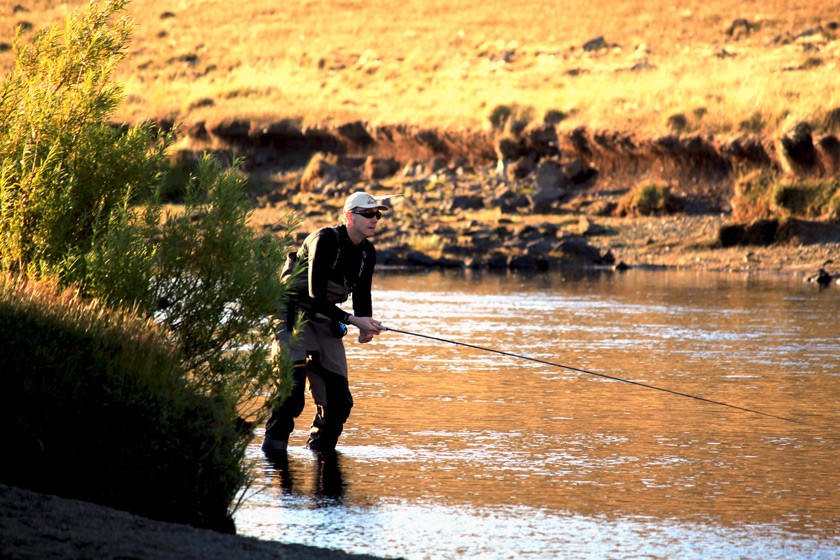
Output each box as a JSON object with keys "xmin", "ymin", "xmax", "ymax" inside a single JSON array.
[{"xmin": 3, "ymin": 0, "xmax": 839, "ymax": 137}]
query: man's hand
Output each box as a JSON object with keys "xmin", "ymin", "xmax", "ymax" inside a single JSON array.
[{"xmin": 347, "ymin": 316, "xmax": 382, "ymax": 343}]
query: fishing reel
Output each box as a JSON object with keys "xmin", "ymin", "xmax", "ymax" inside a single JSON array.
[{"xmin": 329, "ymin": 320, "xmax": 347, "ymax": 339}]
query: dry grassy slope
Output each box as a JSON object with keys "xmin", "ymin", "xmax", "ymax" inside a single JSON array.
[
  {"xmin": 2, "ymin": 0, "xmax": 839, "ymax": 137},
  {"xmin": 3, "ymin": 0, "xmax": 840, "ymax": 276}
]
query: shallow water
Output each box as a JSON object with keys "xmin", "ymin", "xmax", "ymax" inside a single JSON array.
[{"xmin": 235, "ymin": 269, "xmax": 840, "ymax": 559}]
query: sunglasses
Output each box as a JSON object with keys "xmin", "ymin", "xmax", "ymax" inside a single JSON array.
[{"xmin": 351, "ymin": 209, "xmax": 382, "ymax": 220}]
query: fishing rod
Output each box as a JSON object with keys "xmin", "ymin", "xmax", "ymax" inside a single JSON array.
[{"xmin": 382, "ymin": 325, "xmax": 814, "ymax": 428}]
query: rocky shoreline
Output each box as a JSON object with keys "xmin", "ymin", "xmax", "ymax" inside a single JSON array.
[
  {"xmin": 186, "ymin": 117, "xmax": 839, "ymax": 278},
  {"xmin": 238, "ymin": 137, "xmax": 839, "ymax": 279}
]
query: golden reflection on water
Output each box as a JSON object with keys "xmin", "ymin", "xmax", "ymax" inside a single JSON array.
[{"xmin": 243, "ymin": 269, "xmax": 840, "ymax": 554}]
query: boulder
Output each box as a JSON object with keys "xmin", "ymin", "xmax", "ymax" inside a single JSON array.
[
  {"xmin": 406, "ymin": 251, "xmax": 436, "ymax": 267},
  {"xmin": 525, "ymin": 239, "xmax": 554, "ymax": 256},
  {"xmin": 531, "ymin": 186, "xmax": 566, "ymax": 214},
  {"xmin": 718, "ymin": 219, "xmax": 779, "ymax": 246},
  {"xmin": 486, "ymin": 253, "xmax": 510, "ymax": 269},
  {"xmin": 534, "ymin": 161, "xmax": 568, "ymax": 191},
  {"xmin": 577, "ymin": 216, "xmax": 606, "ymax": 236},
  {"xmin": 509, "ymin": 254, "xmax": 546, "ymax": 270},
  {"xmin": 555, "ymin": 236, "xmax": 603, "ymax": 264},
  {"xmin": 445, "ymin": 195, "xmax": 485, "ymax": 212},
  {"xmin": 583, "ymin": 36, "xmax": 608, "ymax": 52},
  {"xmin": 363, "ymin": 156, "xmax": 400, "ymax": 180}
]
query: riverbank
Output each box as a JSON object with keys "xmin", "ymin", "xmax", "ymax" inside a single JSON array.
[{"xmin": 0, "ymin": 484, "xmax": 393, "ymax": 560}]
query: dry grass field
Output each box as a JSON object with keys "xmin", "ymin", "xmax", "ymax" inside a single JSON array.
[{"xmin": 2, "ymin": 0, "xmax": 839, "ymax": 138}]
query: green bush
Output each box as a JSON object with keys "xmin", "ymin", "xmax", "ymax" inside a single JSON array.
[
  {"xmin": 0, "ymin": 275, "xmax": 243, "ymax": 531},
  {"xmin": 0, "ymin": 0, "xmax": 166, "ymax": 282},
  {"xmin": 731, "ymin": 170, "xmax": 776, "ymax": 222},
  {"xmin": 616, "ymin": 181, "xmax": 679, "ymax": 216},
  {"xmin": 1, "ymin": 0, "xmax": 295, "ymax": 410},
  {"xmin": 0, "ymin": 0, "xmax": 298, "ymax": 529},
  {"xmin": 772, "ymin": 178, "xmax": 840, "ymax": 219}
]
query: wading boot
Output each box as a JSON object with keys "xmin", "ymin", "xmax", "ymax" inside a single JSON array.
[{"xmin": 261, "ymin": 437, "xmax": 288, "ymax": 455}]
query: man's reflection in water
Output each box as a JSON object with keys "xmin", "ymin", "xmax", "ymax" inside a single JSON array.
[
  {"xmin": 314, "ymin": 451, "xmax": 344, "ymax": 502},
  {"xmin": 264, "ymin": 451, "xmax": 294, "ymax": 493},
  {"xmin": 264, "ymin": 450, "xmax": 345, "ymax": 505}
]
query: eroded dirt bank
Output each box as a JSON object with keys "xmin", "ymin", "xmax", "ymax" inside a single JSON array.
[{"xmin": 166, "ymin": 117, "xmax": 840, "ymax": 276}]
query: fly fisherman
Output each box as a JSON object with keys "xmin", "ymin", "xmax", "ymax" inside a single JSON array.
[{"xmin": 263, "ymin": 192, "xmax": 386, "ymax": 454}]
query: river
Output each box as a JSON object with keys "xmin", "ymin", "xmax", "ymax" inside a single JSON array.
[{"xmin": 235, "ymin": 269, "xmax": 840, "ymax": 559}]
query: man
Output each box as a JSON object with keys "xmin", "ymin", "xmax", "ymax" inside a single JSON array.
[{"xmin": 263, "ymin": 191, "xmax": 386, "ymax": 454}]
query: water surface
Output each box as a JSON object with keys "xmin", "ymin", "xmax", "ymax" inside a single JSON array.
[{"xmin": 236, "ymin": 269, "xmax": 840, "ymax": 559}]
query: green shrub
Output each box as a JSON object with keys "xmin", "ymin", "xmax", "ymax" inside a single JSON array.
[
  {"xmin": 0, "ymin": 275, "xmax": 243, "ymax": 531},
  {"xmin": 731, "ymin": 170, "xmax": 776, "ymax": 222},
  {"xmin": 732, "ymin": 172, "xmax": 839, "ymax": 222},
  {"xmin": 1, "ymin": 0, "xmax": 295, "ymax": 411},
  {"xmin": 616, "ymin": 181, "xmax": 679, "ymax": 216},
  {"xmin": 0, "ymin": 0, "xmax": 298, "ymax": 529},
  {"xmin": 0, "ymin": 0, "xmax": 167, "ymax": 282},
  {"xmin": 773, "ymin": 178, "xmax": 840, "ymax": 219}
]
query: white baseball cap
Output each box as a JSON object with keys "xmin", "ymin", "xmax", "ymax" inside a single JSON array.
[{"xmin": 343, "ymin": 192, "xmax": 389, "ymax": 213}]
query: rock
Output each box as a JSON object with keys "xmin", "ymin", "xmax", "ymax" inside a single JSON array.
[
  {"xmin": 363, "ymin": 156, "xmax": 400, "ymax": 180},
  {"xmin": 577, "ymin": 216, "xmax": 606, "ymax": 236},
  {"xmin": 406, "ymin": 250, "xmax": 436, "ymax": 267},
  {"xmin": 719, "ymin": 219, "xmax": 779, "ymax": 246},
  {"xmin": 299, "ymin": 153, "xmax": 358, "ymax": 192},
  {"xmin": 435, "ymin": 256, "xmax": 465, "ymax": 268},
  {"xmin": 509, "ymin": 254, "xmax": 547, "ymax": 270},
  {"xmin": 719, "ymin": 223, "xmax": 745, "ymax": 247},
  {"xmin": 467, "ymin": 234, "xmax": 495, "ymax": 254},
  {"xmin": 525, "ymin": 239, "xmax": 554, "ymax": 256},
  {"xmin": 375, "ymin": 249, "xmax": 400, "ymax": 265},
  {"xmin": 445, "ymin": 195, "xmax": 485, "ymax": 212},
  {"xmin": 555, "ymin": 236, "xmax": 603, "ymax": 264},
  {"xmin": 583, "ymin": 36, "xmax": 608, "ymax": 52},
  {"xmin": 530, "ymin": 186, "xmax": 565, "ymax": 214},
  {"xmin": 486, "ymin": 253, "xmax": 510, "ymax": 269},
  {"xmin": 534, "ymin": 161, "xmax": 568, "ymax": 191},
  {"xmin": 776, "ymin": 218, "xmax": 840, "ymax": 245}
]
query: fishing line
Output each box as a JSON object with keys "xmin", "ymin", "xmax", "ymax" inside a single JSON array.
[{"xmin": 382, "ymin": 325, "xmax": 816, "ymax": 428}]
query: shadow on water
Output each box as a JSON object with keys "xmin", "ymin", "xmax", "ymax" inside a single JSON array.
[{"xmin": 237, "ymin": 269, "xmax": 840, "ymax": 559}]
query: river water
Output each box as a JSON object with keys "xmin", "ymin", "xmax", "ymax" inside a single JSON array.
[{"xmin": 235, "ymin": 269, "xmax": 840, "ymax": 559}]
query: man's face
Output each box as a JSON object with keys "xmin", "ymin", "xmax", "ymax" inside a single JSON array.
[{"xmin": 347, "ymin": 208, "xmax": 381, "ymax": 240}]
